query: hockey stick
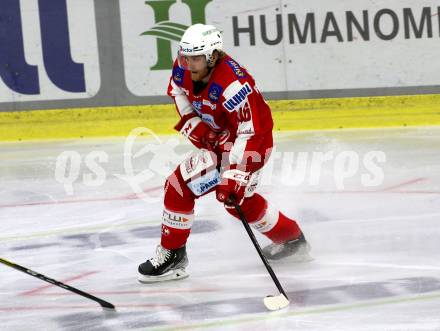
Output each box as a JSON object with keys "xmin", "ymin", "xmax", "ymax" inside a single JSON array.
[
  {"xmin": 0, "ymin": 257, "xmax": 115, "ymax": 310},
  {"xmin": 232, "ymin": 202, "xmax": 290, "ymax": 311}
]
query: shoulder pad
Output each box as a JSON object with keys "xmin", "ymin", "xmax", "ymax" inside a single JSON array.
[
  {"xmin": 225, "ymin": 58, "xmax": 247, "ymax": 79},
  {"xmin": 172, "ymin": 65, "xmax": 185, "ymax": 86}
]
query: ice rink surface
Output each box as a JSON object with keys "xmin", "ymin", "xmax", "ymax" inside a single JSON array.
[{"xmin": 1, "ymin": 127, "xmax": 440, "ymax": 331}]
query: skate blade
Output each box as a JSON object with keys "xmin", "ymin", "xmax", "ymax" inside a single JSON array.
[
  {"xmin": 137, "ymin": 268, "xmax": 189, "ymax": 284},
  {"xmin": 283, "ymin": 252, "xmax": 314, "ymax": 263},
  {"xmin": 268, "ymin": 243, "xmax": 314, "ymax": 263}
]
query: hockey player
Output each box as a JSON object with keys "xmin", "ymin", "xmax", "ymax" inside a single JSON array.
[{"xmin": 138, "ymin": 24, "xmax": 311, "ymax": 283}]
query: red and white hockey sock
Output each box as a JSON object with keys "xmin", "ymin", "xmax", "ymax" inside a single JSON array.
[
  {"xmin": 160, "ymin": 172, "xmax": 196, "ymax": 250},
  {"xmin": 252, "ymin": 205, "xmax": 302, "ymax": 244},
  {"xmin": 160, "ymin": 208, "xmax": 194, "ymax": 250},
  {"xmin": 225, "ymin": 193, "xmax": 302, "ymax": 244}
]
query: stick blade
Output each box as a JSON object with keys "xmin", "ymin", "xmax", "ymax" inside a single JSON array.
[
  {"xmin": 263, "ymin": 294, "xmax": 290, "ymax": 311},
  {"xmin": 100, "ymin": 301, "xmax": 116, "ymax": 310}
]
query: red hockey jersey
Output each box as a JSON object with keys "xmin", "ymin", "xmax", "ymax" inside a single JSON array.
[{"xmin": 167, "ymin": 55, "xmax": 274, "ymax": 172}]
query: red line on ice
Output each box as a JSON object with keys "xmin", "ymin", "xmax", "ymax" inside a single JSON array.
[
  {"xmin": 20, "ymin": 271, "xmax": 99, "ymax": 296},
  {"xmin": 0, "ymin": 185, "xmax": 162, "ymax": 209},
  {"xmin": 304, "ymin": 190, "xmax": 440, "ymax": 195},
  {"xmin": 381, "ymin": 177, "xmax": 427, "ymax": 192},
  {"xmin": 28, "ymin": 288, "xmax": 219, "ymax": 296}
]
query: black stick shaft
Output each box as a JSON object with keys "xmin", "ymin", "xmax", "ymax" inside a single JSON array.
[
  {"xmin": 0, "ymin": 257, "xmax": 115, "ymax": 310},
  {"xmin": 233, "ymin": 203, "xmax": 288, "ymax": 299}
]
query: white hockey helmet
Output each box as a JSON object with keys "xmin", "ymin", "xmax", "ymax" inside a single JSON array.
[{"xmin": 179, "ymin": 24, "xmax": 223, "ymax": 66}]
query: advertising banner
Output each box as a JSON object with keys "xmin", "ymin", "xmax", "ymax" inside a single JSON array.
[
  {"xmin": 0, "ymin": 0, "xmax": 439, "ymax": 107},
  {"xmin": 120, "ymin": 0, "xmax": 440, "ymax": 96},
  {"xmin": 0, "ymin": 0, "xmax": 100, "ymax": 103}
]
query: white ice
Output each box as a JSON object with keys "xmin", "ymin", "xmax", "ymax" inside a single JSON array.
[{"xmin": 1, "ymin": 127, "xmax": 440, "ymax": 331}]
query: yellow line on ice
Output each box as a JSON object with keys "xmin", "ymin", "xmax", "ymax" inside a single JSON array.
[{"xmin": 1, "ymin": 94, "xmax": 440, "ymax": 141}]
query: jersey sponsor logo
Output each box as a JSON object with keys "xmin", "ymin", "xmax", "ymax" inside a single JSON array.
[
  {"xmin": 223, "ymin": 82, "xmax": 253, "ymax": 112},
  {"xmin": 208, "ymin": 82, "xmax": 223, "ymax": 103},
  {"xmin": 172, "ymin": 66, "xmax": 185, "ymax": 85},
  {"xmin": 192, "ymin": 100, "xmax": 202, "ymax": 113},
  {"xmin": 202, "ymin": 99, "xmax": 217, "ymax": 110},
  {"xmin": 187, "ymin": 169, "xmax": 221, "ymax": 196},
  {"xmin": 253, "ymin": 220, "xmax": 268, "ymax": 231},
  {"xmin": 201, "ymin": 113, "xmax": 221, "ymax": 130},
  {"xmin": 198, "ymin": 176, "xmax": 220, "ymax": 195},
  {"xmin": 237, "ymin": 128, "xmax": 255, "ymax": 135},
  {"xmin": 162, "ymin": 210, "xmax": 192, "ymax": 229},
  {"xmin": 192, "ymin": 100, "xmax": 220, "ymax": 129},
  {"xmin": 226, "ymin": 59, "xmax": 246, "ymax": 78}
]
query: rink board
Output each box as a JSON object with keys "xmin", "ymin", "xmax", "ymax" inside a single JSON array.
[
  {"xmin": 1, "ymin": 0, "xmax": 440, "ymax": 111},
  {"xmin": 1, "ymin": 94, "xmax": 440, "ymax": 141}
]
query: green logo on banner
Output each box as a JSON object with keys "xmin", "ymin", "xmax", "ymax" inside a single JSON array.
[{"xmin": 142, "ymin": 0, "xmax": 212, "ymax": 70}]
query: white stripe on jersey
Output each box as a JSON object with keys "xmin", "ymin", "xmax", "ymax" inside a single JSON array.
[
  {"xmin": 224, "ymin": 80, "xmax": 256, "ymax": 165},
  {"xmin": 230, "ymin": 134, "xmax": 250, "ymax": 164},
  {"xmin": 169, "ymin": 79, "xmax": 193, "ymax": 117},
  {"xmin": 236, "ymin": 101, "xmax": 255, "ymax": 136}
]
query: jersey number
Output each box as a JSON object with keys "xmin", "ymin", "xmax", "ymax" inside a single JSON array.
[{"xmin": 237, "ymin": 102, "xmax": 251, "ymax": 122}]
